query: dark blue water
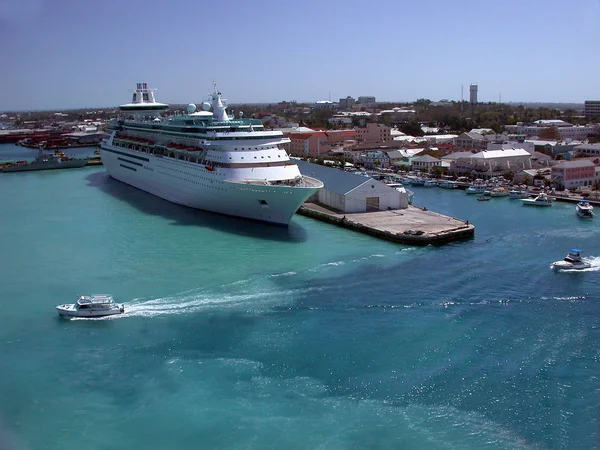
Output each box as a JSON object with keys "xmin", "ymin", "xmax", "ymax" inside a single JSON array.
[{"xmin": 0, "ymin": 144, "xmax": 598, "ymax": 449}]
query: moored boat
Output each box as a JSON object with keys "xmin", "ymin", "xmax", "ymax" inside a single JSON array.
[
  {"xmin": 0, "ymin": 149, "xmax": 88, "ymax": 172},
  {"xmin": 465, "ymin": 184, "xmax": 486, "ymax": 194},
  {"xmin": 99, "ymin": 82, "xmax": 323, "ymax": 226},
  {"xmin": 521, "ymin": 193, "xmax": 552, "ymax": 207},
  {"xmin": 508, "ymin": 189, "xmax": 529, "ymax": 199},
  {"xmin": 490, "ymin": 187, "xmax": 509, "ymax": 197},
  {"xmin": 439, "ymin": 180, "xmax": 458, "ymax": 189}
]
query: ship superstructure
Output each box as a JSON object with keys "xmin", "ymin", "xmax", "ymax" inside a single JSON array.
[{"xmin": 100, "ymin": 83, "xmax": 323, "ymax": 225}]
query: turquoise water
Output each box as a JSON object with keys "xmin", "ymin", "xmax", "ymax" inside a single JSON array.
[{"xmin": 0, "ymin": 143, "xmax": 599, "ymax": 449}]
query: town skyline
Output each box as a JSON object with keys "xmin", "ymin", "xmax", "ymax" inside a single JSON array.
[{"xmin": 1, "ymin": 0, "xmax": 600, "ymax": 111}]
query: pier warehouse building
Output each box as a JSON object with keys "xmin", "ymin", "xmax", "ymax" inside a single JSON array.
[{"xmin": 295, "ymin": 160, "xmax": 408, "ymax": 213}]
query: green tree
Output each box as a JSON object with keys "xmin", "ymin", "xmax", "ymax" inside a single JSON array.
[
  {"xmin": 399, "ymin": 120, "xmax": 424, "ymax": 137},
  {"xmin": 537, "ymin": 127, "xmax": 561, "ymax": 140}
]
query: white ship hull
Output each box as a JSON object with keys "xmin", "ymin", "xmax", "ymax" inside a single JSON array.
[{"xmin": 99, "ymin": 144, "xmax": 320, "ymax": 226}]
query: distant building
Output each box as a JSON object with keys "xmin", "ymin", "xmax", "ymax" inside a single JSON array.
[
  {"xmin": 505, "ymin": 121, "xmax": 599, "ymax": 140},
  {"xmin": 354, "ymin": 122, "xmax": 392, "ymax": 143},
  {"xmin": 338, "ymin": 96, "xmax": 356, "ymax": 110},
  {"xmin": 455, "ymin": 131, "xmax": 487, "ymax": 150},
  {"xmin": 284, "ymin": 130, "xmax": 355, "ymax": 158},
  {"xmin": 573, "ymin": 143, "xmax": 600, "ymax": 157},
  {"xmin": 358, "ymin": 96, "xmax": 376, "ymax": 105},
  {"xmin": 584, "ymin": 100, "xmax": 600, "ymax": 119},
  {"xmin": 313, "ymin": 100, "xmax": 337, "ymax": 110},
  {"xmin": 469, "ymin": 84, "xmax": 478, "ymax": 104},
  {"xmin": 378, "ymin": 107, "xmax": 416, "ymax": 123}
]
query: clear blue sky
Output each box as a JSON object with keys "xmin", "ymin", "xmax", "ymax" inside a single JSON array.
[{"xmin": 1, "ymin": 0, "xmax": 599, "ymax": 111}]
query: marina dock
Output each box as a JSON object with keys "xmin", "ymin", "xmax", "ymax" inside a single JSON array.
[{"xmin": 298, "ymin": 203, "xmax": 474, "ymax": 245}]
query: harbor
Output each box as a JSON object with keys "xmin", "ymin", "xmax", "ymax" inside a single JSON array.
[{"xmin": 299, "ymin": 202, "xmax": 474, "ymax": 245}]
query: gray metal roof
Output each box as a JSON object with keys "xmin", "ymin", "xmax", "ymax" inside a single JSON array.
[
  {"xmin": 295, "ymin": 159, "xmax": 372, "ymax": 195},
  {"xmin": 553, "ymin": 160, "xmax": 595, "ymax": 168}
]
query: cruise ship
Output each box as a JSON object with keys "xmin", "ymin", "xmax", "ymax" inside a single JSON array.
[{"xmin": 100, "ymin": 83, "xmax": 323, "ymax": 226}]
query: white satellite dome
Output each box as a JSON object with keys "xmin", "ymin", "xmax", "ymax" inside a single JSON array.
[
  {"xmin": 187, "ymin": 103, "xmax": 197, "ymax": 114},
  {"xmin": 202, "ymin": 102, "xmax": 211, "ymax": 111}
]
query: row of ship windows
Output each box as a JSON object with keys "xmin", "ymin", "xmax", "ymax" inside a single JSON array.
[
  {"xmin": 225, "ymin": 155, "xmax": 280, "ymax": 160},
  {"xmin": 157, "ymin": 164, "xmax": 224, "ymax": 182},
  {"xmin": 155, "ymin": 170, "xmax": 227, "ymax": 191}
]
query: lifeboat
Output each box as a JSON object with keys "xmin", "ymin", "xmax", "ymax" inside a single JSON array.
[{"xmin": 206, "ymin": 165, "xmax": 214, "ymax": 171}]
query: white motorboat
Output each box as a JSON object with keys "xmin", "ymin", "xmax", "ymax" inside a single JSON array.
[
  {"xmin": 56, "ymin": 294, "xmax": 125, "ymax": 318},
  {"xmin": 385, "ymin": 183, "xmax": 415, "ymax": 204},
  {"xmin": 490, "ymin": 187, "xmax": 509, "ymax": 197},
  {"xmin": 576, "ymin": 199, "xmax": 594, "ymax": 218},
  {"xmin": 465, "ymin": 184, "xmax": 486, "ymax": 194},
  {"xmin": 552, "ymin": 249, "xmax": 591, "ymax": 270},
  {"xmin": 521, "ymin": 192, "xmax": 552, "ymax": 207},
  {"xmin": 439, "ymin": 180, "xmax": 458, "ymax": 189},
  {"xmin": 508, "ymin": 189, "xmax": 529, "ymax": 199}
]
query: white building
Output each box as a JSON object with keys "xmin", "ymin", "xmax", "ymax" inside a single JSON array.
[
  {"xmin": 487, "ymin": 141, "xmax": 535, "ymax": 153},
  {"xmin": 313, "ymin": 100, "xmax": 337, "ymax": 110},
  {"xmin": 505, "ymin": 121, "xmax": 599, "ymax": 140},
  {"xmin": 411, "ymin": 154, "xmax": 441, "ymax": 172},
  {"xmin": 450, "ymin": 148, "xmax": 532, "ymax": 177},
  {"xmin": 295, "ymin": 159, "xmax": 408, "ymax": 212}
]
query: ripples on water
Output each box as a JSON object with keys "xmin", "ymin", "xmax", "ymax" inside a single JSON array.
[{"xmin": 0, "ymin": 158, "xmax": 599, "ymax": 449}]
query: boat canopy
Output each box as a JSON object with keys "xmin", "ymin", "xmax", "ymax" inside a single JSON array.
[{"xmin": 570, "ymin": 248, "xmax": 582, "ymax": 253}]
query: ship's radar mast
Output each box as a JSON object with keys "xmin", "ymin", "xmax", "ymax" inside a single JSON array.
[{"xmin": 210, "ymin": 82, "xmax": 229, "ymax": 121}]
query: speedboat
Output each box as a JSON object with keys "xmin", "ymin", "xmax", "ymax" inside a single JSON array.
[
  {"xmin": 424, "ymin": 179, "xmax": 438, "ymax": 187},
  {"xmin": 521, "ymin": 192, "xmax": 552, "ymax": 207},
  {"xmin": 56, "ymin": 294, "xmax": 125, "ymax": 318},
  {"xmin": 576, "ymin": 199, "xmax": 594, "ymax": 218},
  {"xmin": 552, "ymin": 249, "xmax": 591, "ymax": 270}
]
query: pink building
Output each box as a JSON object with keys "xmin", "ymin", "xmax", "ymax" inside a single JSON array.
[
  {"xmin": 551, "ymin": 160, "xmax": 596, "ymax": 190},
  {"xmin": 354, "ymin": 123, "xmax": 392, "ymax": 143},
  {"xmin": 285, "ymin": 130, "xmax": 356, "ymax": 157}
]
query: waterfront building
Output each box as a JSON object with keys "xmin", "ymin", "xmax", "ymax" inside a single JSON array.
[
  {"xmin": 450, "ymin": 148, "xmax": 532, "ymax": 178},
  {"xmin": 411, "ymin": 154, "xmax": 441, "ymax": 173},
  {"xmin": 584, "ymin": 100, "xmax": 600, "ymax": 119},
  {"xmin": 357, "ymin": 151, "xmax": 390, "ymax": 170},
  {"xmin": 551, "ymin": 160, "xmax": 596, "ymax": 190},
  {"xmin": 295, "ymin": 159, "xmax": 408, "ymax": 212}
]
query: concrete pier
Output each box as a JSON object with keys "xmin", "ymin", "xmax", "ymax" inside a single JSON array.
[{"xmin": 298, "ymin": 203, "xmax": 474, "ymax": 246}]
